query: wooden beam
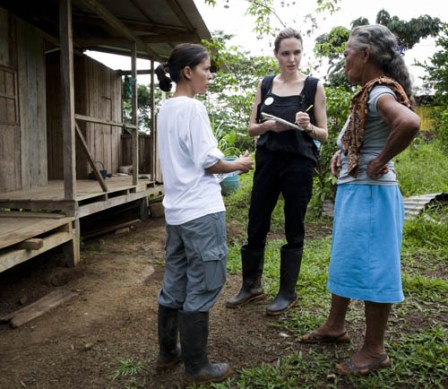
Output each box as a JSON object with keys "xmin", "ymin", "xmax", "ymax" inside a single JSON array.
[
  {"xmin": 0, "ymin": 212, "xmax": 65, "ymax": 219},
  {"xmin": 80, "ymin": 46, "xmax": 153, "ymax": 60},
  {"xmin": 78, "ymin": 26, "xmax": 195, "ymax": 47},
  {"xmin": 131, "ymin": 42, "xmax": 138, "ymax": 186},
  {"xmin": 76, "ymin": 37, "xmax": 131, "ymax": 48},
  {"xmin": 75, "ymin": 14, "xmax": 188, "ymax": 36},
  {"xmin": 0, "ymin": 231, "xmax": 74, "ymax": 273},
  {"xmin": 0, "ymin": 200, "xmax": 76, "ymax": 213},
  {"xmin": 150, "ymin": 58, "xmax": 156, "ymax": 181},
  {"xmin": 1, "ymin": 290, "xmax": 79, "ymax": 329},
  {"xmin": 74, "ymin": 0, "xmax": 158, "ymax": 58},
  {"xmin": 75, "ymin": 114, "xmax": 137, "ymax": 130},
  {"xmin": 166, "ymin": 0, "xmax": 195, "ymax": 29},
  {"xmin": 60, "ymin": 0, "xmax": 77, "ymax": 200},
  {"xmin": 119, "ymin": 69, "xmax": 153, "ymax": 76},
  {"xmin": 139, "ymin": 32, "xmax": 197, "ymax": 44},
  {"xmin": 75, "ymin": 113, "xmax": 132, "ymax": 128},
  {"xmin": 17, "ymin": 239, "xmax": 44, "ymax": 250},
  {"xmin": 121, "ymin": 20, "xmax": 188, "ymax": 35},
  {"xmin": 83, "ymin": 219, "xmax": 141, "ymax": 239},
  {"xmin": 165, "ymin": 0, "xmax": 200, "ymax": 41},
  {"xmin": 75, "ymin": 122, "xmax": 108, "ymax": 192}
]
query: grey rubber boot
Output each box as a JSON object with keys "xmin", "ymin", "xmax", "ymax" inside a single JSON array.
[
  {"xmin": 266, "ymin": 245, "xmax": 302, "ymax": 316},
  {"xmin": 156, "ymin": 305, "xmax": 182, "ymax": 369},
  {"xmin": 226, "ymin": 245, "xmax": 264, "ymax": 308},
  {"xmin": 179, "ymin": 311, "xmax": 232, "ymax": 385}
]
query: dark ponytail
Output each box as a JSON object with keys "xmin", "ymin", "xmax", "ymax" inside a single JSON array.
[
  {"xmin": 156, "ymin": 43, "xmax": 209, "ymax": 92},
  {"xmin": 155, "ymin": 64, "xmax": 172, "ymax": 92}
]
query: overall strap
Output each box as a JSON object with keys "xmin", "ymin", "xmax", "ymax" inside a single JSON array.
[
  {"xmin": 256, "ymin": 75, "xmax": 275, "ymax": 123},
  {"xmin": 260, "ymin": 75, "xmax": 275, "ymax": 102},
  {"xmin": 303, "ymin": 76, "xmax": 319, "ymax": 109}
]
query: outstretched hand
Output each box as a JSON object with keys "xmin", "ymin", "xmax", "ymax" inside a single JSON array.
[{"xmin": 236, "ymin": 150, "xmax": 253, "ymax": 173}]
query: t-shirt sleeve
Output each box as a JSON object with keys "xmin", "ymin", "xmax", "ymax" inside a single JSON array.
[
  {"xmin": 369, "ymin": 85, "xmax": 397, "ymax": 114},
  {"xmin": 187, "ymin": 101, "xmax": 224, "ymax": 169}
]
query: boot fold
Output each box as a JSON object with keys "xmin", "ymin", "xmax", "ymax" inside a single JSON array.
[
  {"xmin": 226, "ymin": 245, "xmax": 265, "ymax": 308},
  {"xmin": 156, "ymin": 304, "xmax": 182, "ymax": 369},
  {"xmin": 179, "ymin": 311, "xmax": 232, "ymax": 385},
  {"xmin": 266, "ymin": 245, "xmax": 303, "ymax": 316}
]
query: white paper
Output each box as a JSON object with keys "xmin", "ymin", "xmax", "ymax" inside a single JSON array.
[{"xmin": 261, "ymin": 112, "xmax": 305, "ymax": 131}]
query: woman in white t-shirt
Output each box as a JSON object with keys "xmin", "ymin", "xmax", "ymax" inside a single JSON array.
[{"xmin": 154, "ymin": 43, "xmax": 252, "ymax": 386}]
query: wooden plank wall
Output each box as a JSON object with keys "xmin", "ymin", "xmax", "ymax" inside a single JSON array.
[
  {"xmin": 0, "ymin": 10, "xmax": 47, "ymax": 193},
  {"xmin": 17, "ymin": 18, "xmax": 47, "ymax": 190},
  {"xmin": 121, "ymin": 133, "xmax": 151, "ymax": 173},
  {"xmin": 47, "ymin": 54, "xmax": 122, "ymax": 178},
  {"xmin": 0, "ymin": 9, "xmax": 21, "ymax": 193},
  {"xmin": 46, "ymin": 51, "xmax": 64, "ymax": 179},
  {"xmin": 84, "ymin": 57, "xmax": 122, "ymax": 176}
]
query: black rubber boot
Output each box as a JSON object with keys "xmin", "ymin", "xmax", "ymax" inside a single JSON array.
[
  {"xmin": 179, "ymin": 311, "xmax": 232, "ymax": 386},
  {"xmin": 156, "ymin": 305, "xmax": 182, "ymax": 370},
  {"xmin": 266, "ymin": 245, "xmax": 302, "ymax": 316},
  {"xmin": 226, "ymin": 245, "xmax": 264, "ymax": 308}
]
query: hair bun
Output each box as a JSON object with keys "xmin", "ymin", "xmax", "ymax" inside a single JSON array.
[{"xmin": 155, "ymin": 64, "xmax": 172, "ymax": 92}]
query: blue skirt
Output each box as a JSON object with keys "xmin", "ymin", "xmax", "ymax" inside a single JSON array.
[{"xmin": 327, "ymin": 184, "xmax": 405, "ymax": 303}]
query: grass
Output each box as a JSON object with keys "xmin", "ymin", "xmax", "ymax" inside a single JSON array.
[
  {"xmin": 112, "ymin": 138, "xmax": 448, "ymax": 388},
  {"xmin": 111, "ymin": 358, "xmax": 149, "ymax": 389},
  {"xmin": 218, "ymin": 138, "xmax": 448, "ymax": 388},
  {"xmin": 395, "ymin": 138, "xmax": 448, "ymax": 196}
]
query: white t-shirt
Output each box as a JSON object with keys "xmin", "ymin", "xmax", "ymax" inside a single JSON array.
[{"xmin": 157, "ymin": 96, "xmax": 225, "ymax": 225}]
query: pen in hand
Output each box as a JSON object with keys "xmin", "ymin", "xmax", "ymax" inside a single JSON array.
[{"xmin": 305, "ymin": 104, "xmax": 314, "ymax": 112}]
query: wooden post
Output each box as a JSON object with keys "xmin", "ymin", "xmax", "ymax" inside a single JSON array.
[
  {"xmin": 59, "ymin": 0, "xmax": 77, "ymax": 200},
  {"xmin": 62, "ymin": 220, "xmax": 80, "ymax": 267},
  {"xmin": 131, "ymin": 42, "xmax": 138, "ymax": 185},
  {"xmin": 59, "ymin": 0, "xmax": 79, "ymax": 265},
  {"xmin": 150, "ymin": 59, "xmax": 156, "ymax": 181}
]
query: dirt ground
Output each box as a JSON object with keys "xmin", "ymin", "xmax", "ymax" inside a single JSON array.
[{"xmin": 0, "ymin": 216, "xmax": 313, "ymax": 389}]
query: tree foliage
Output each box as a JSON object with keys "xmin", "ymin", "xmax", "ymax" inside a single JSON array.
[
  {"xmin": 203, "ymin": 0, "xmax": 341, "ymax": 38},
  {"xmin": 202, "ymin": 32, "xmax": 278, "ymax": 154},
  {"xmin": 122, "ymin": 2, "xmax": 448, "ymax": 210},
  {"xmin": 315, "ymin": 10, "xmax": 442, "ymax": 88},
  {"xmin": 420, "ymin": 23, "xmax": 448, "ymax": 150},
  {"xmin": 311, "ymin": 86, "xmax": 351, "ymax": 211},
  {"xmin": 122, "ymin": 78, "xmax": 163, "ymax": 134},
  {"xmin": 375, "ymin": 11, "xmax": 442, "ymax": 51},
  {"xmin": 421, "ymin": 23, "xmax": 448, "ymax": 105},
  {"xmin": 314, "ymin": 26, "xmax": 350, "ymax": 88}
]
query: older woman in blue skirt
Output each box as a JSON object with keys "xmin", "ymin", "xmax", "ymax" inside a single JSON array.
[{"xmin": 300, "ymin": 25, "xmax": 421, "ymax": 376}]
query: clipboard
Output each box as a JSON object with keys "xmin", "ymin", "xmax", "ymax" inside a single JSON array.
[{"xmin": 261, "ymin": 112, "xmax": 305, "ymax": 131}]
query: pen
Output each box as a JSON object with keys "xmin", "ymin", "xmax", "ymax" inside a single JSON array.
[{"xmin": 305, "ymin": 104, "xmax": 314, "ymax": 112}]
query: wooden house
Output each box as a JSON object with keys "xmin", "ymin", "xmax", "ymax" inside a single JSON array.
[{"xmin": 0, "ymin": 0, "xmax": 211, "ymax": 273}]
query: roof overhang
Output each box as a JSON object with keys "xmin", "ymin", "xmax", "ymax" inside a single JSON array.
[{"xmin": 0, "ymin": 0, "xmax": 212, "ymax": 61}]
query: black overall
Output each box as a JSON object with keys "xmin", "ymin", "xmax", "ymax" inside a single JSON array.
[{"xmin": 247, "ymin": 75, "xmax": 318, "ymax": 250}]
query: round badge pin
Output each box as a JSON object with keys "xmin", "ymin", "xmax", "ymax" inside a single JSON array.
[{"xmin": 264, "ymin": 96, "xmax": 274, "ymax": 106}]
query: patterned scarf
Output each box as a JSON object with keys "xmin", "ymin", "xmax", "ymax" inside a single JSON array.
[{"xmin": 341, "ymin": 76, "xmax": 411, "ymax": 177}]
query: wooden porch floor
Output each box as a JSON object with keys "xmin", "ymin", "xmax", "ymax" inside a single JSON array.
[
  {"xmin": 0, "ymin": 176, "xmax": 164, "ymax": 273},
  {"xmin": 0, "ymin": 176, "xmax": 162, "ymax": 217}
]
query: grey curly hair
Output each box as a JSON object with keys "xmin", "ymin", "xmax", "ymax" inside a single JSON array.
[{"xmin": 348, "ymin": 24, "xmax": 414, "ymax": 98}]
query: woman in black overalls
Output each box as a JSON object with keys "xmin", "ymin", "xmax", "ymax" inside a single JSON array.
[{"xmin": 227, "ymin": 27, "xmax": 328, "ymax": 315}]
